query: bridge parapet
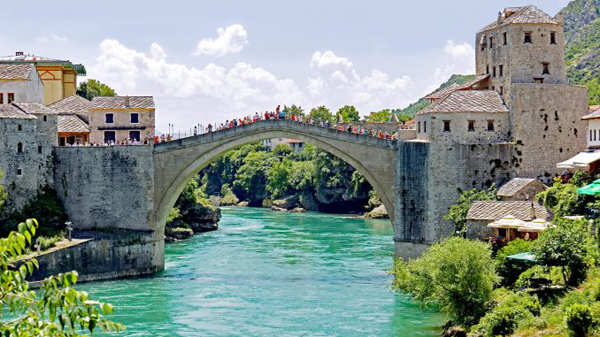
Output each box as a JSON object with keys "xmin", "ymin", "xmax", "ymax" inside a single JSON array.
[{"xmin": 153, "ymin": 119, "xmax": 397, "ymax": 153}]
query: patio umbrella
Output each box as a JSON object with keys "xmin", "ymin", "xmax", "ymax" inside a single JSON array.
[
  {"xmin": 577, "ymin": 179, "xmax": 600, "ymax": 196},
  {"xmin": 518, "ymin": 218, "xmax": 551, "ymax": 233},
  {"xmin": 487, "ymin": 214, "xmax": 526, "ymax": 229}
]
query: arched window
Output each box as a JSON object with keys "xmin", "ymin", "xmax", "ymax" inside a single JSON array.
[{"xmin": 17, "ymin": 142, "xmax": 23, "ymax": 153}]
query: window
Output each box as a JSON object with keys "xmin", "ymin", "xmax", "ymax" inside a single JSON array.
[
  {"xmin": 37, "ymin": 145, "xmax": 42, "ymax": 154},
  {"xmin": 499, "ymin": 86, "xmax": 504, "ymax": 95},
  {"xmin": 17, "ymin": 124, "xmax": 22, "ymax": 131},
  {"xmin": 524, "ymin": 32, "xmax": 532, "ymax": 44},
  {"xmin": 499, "ymin": 65, "xmax": 504, "ymax": 77},
  {"xmin": 591, "ymin": 129, "xmax": 594, "ymax": 142},
  {"xmin": 492, "ymin": 86, "xmax": 495, "ymax": 91},
  {"xmin": 43, "ymin": 115, "xmax": 47, "ymax": 122},
  {"xmin": 595, "ymin": 129, "xmax": 597, "ymax": 141},
  {"xmin": 443, "ymin": 120, "xmax": 451, "ymax": 132},
  {"xmin": 493, "ymin": 66, "xmax": 496, "ymax": 78},
  {"xmin": 417, "ymin": 121, "xmax": 421, "ymax": 133},
  {"xmin": 489, "ymin": 37, "xmax": 494, "ymax": 49},
  {"xmin": 129, "ymin": 131, "xmax": 141, "ymax": 142},
  {"xmin": 468, "ymin": 120, "xmax": 475, "ymax": 132},
  {"xmin": 487, "ymin": 120, "xmax": 495, "ymax": 131},
  {"xmin": 550, "ymin": 32, "xmax": 557, "ymax": 45},
  {"xmin": 130, "ymin": 113, "xmax": 139, "ymax": 124},
  {"xmin": 0, "ymin": 93, "xmax": 3, "ymax": 104},
  {"xmin": 503, "ymin": 32, "xmax": 507, "ymax": 45},
  {"xmin": 104, "ymin": 131, "xmax": 116, "ymax": 144},
  {"xmin": 7, "ymin": 93, "xmax": 14, "ymax": 103},
  {"xmin": 16, "ymin": 168, "xmax": 22, "ymax": 176},
  {"xmin": 105, "ymin": 113, "xmax": 114, "ymax": 124},
  {"xmin": 542, "ymin": 62, "xmax": 550, "ymax": 75},
  {"xmin": 534, "ymin": 77, "xmax": 544, "ymax": 84},
  {"xmin": 17, "ymin": 142, "xmax": 23, "ymax": 153},
  {"xmin": 486, "ymin": 65, "xmax": 489, "ymax": 75},
  {"xmin": 424, "ymin": 121, "xmax": 427, "ymax": 133},
  {"xmin": 481, "ymin": 36, "xmax": 487, "ymax": 51}
]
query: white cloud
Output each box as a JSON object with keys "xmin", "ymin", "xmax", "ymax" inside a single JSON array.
[
  {"xmin": 310, "ymin": 51, "xmax": 353, "ymax": 69},
  {"xmin": 430, "ymin": 40, "xmax": 475, "ymax": 92},
  {"xmin": 35, "ymin": 33, "xmax": 68, "ymax": 44},
  {"xmin": 194, "ymin": 24, "xmax": 248, "ymax": 57}
]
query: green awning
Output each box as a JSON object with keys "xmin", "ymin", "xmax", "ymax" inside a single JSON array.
[
  {"xmin": 506, "ymin": 252, "xmax": 538, "ymax": 263},
  {"xmin": 577, "ymin": 180, "xmax": 600, "ymax": 195}
]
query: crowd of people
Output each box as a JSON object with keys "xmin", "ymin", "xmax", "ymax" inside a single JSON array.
[{"xmin": 192, "ymin": 105, "xmax": 402, "ymax": 141}]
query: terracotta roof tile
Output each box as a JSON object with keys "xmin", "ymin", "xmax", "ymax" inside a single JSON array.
[
  {"xmin": 0, "ymin": 104, "xmax": 36, "ymax": 119},
  {"xmin": 0, "ymin": 64, "xmax": 33, "ymax": 80},
  {"xmin": 417, "ymin": 90, "xmax": 508, "ymax": 115},
  {"xmin": 497, "ymin": 178, "xmax": 547, "ymax": 197},
  {"xmin": 91, "ymin": 96, "xmax": 154, "ymax": 109},
  {"xmin": 467, "ymin": 201, "xmax": 551, "ymax": 222},
  {"xmin": 480, "ymin": 6, "xmax": 560, "ymax": 33},
  {"xmin": 13, "ymin": 102, "xmax": 58, "ymax": 115},
  {"xmin": 57, "ymin": 115, "xmax": 89, "ymax": 133},
  {"xmin": 47, "ymin": 95, "xmax": 91, "ymax": 113}
]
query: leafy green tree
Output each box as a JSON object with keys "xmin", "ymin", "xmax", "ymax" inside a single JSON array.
[
  {"xmin": 76, "ymin": 79, "xmax": 116, "ymax": 100},
  {"xmin": 0, "ymin": 219, "xmax": 123, "ymax": 335},
  {"xmin": 309, "ymin": 106, "xmax": 334, "ymax": 123},
  {"xmin": 233, "ymin": 151, "xmax": 275, "ymax": 205},
  {"xmin": 288, "ymin": 161, "xmax": 315, "ymax": 192},
  {"xmin": 472, "ymin": 289, "xmax": 541, "ymax": 337},
  {"xmin": 534, "ymin": 218, "xmax": 591, "ymax": 286},
  {"xmin": 365, "ymin": 109, "xmax": 391, "ymax": 122},
  {"xmin": 495, "ymin": 238, "xmax": 536, "ymax": 286},
  {"xmin": 272, "ymin": 144, "xmax": 292, "ymax": 158},
  {"xmin": 394, "ymin": 237, "xmax": 498, "ymax": 326},
  {"xmin": 283, "ymin": 105, "xmax": 304, "ymax": 117},
  {"xmin": 267, "ymin": 159, "xmax": 292, "ymax": 199},
  {"xmin": 444, "ymin": 186, "xmax": 498, "ymax": 235},
  {"xmin": 537, "ymin": 180, "xmax": 585, "ymax": 218},
  {"xmin": 336, "ymin": 105, "xmax": 360, "ymax": 122}
]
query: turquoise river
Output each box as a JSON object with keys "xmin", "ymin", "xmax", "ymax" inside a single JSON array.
[{"xmin": 82, "ymin": 207, "xmax": 443, "ymax": 336}]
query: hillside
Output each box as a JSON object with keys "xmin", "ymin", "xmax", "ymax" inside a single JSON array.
[
  {"xmin": 394, "ymin": 74, "xmax": 476, "ymax": 116},
  {"xmin": 561, "ymin": 0, "xmax": 600, "ymax": 104}
]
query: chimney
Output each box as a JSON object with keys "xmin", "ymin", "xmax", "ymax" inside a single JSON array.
[
  {"xmin": 497, "ymin": 11, "xmax": 503, "ymax": 25},
  {"xmin": 123, "ymin": 96, "xmax": 130, "ymax": 108}
]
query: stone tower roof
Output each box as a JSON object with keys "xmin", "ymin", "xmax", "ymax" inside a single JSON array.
[
  {"xmin": 57, "ymin": 115, "xmax": 90, "ymax": 133},
  {"xmin": 0, "ymin": 104, "xmax": 36, "ymax": 119},
  {"xmin": 91, "ymin": 96, "xmax": 155, "ymax": 109},
  {"xmin": 0, "ymin": 64, "xmax": 34, "ymax": 80},
  {"xmin": 48, "ymin": 95, "xmax": 91, "ymax": 114},
  {"xmin": 497, "ymin": 178, "xmax": 547, "ymax": 198},
  {"xmin": 417, "ymin": 90, "xmax": 508, "ymax": 115},
  {"xmin": 479, "ymin": 5, "xmax": 561, "ymax": 33},
  {"xmin": 13, "ymin": 103, "xmax": 59, "ymax": 115}
]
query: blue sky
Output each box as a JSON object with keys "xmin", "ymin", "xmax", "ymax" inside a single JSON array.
[{"xmin": 1, "ymin": 1, "xmax": 571, "ymax": 132}]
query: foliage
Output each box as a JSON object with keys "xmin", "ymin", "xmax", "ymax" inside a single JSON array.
[
  {"xmin": 267, "ymin": 159, "xmax": 292, "ymax": 199},
  {"xmin": 309, "ymin": 106, "xmax": 334, "ymax": 123},
  {"xmin": 534, "ymin": 219, "xmax": 591, "ymax": 286},
  {"xmin": 444, "ymin": 186, "xmax": 497, "ymax": 235},
  {"xmin": 35, "ymin": 234, "xmax": 64, "ymax": 251},
  {"xmin": 393, "ymin": 237, "xmax": 498, "ymax": 326},
  {"xmin": 220, "ymin": 184, "xmax": 240, "ymax": 205},
  {"xmin": 336, "ymin": 105, "xmax": 360, "ymax": 122},
  {"xmin": 233, "ymin": 151, "xmax": 275, "ymax": 206},
  {"xmin": 166, "ymin": 207, "xmax": 181, "ymax": 225},
  {"xmin": 565, "ymin": 303, "xmax": 593, "ymax": 337},
  {"xmin": 282, "ymin": 105, "xmax": 304, "ymax": 117},
  {"xmin": 76, "ymin": 79, "xmax": 116, "ymax": 100},
  {"xmin": 495, "ymin": 239, "xmax": 537, "ymax": 287},
  {"xmin": 472, "ymin": 290, "xmax": 541, "ymax": 337},
  {"xmin": 0, "ymin": 171, "xmax": 6, "ymax": 211},
  {"xmin": 537, "ymin": 180, "xmax": 585, "ymax": 218},
  {"xmin": 365, "ymin": 109, "xmax": 391, "ymax": 122},
  {"xmin": 514, "ymin": 265, "xmax": 565, "ymax": 289},
  {"xmin": 272, "ymin": 144, "xmax": 293, "ymax": 158},
  {"xmin": 0, "ymin": 219, "xmax": 123, "ymax": 335}
]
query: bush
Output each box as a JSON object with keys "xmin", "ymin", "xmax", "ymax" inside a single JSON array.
[
  {"xmin": 393, "ymin": 237, "xmax": 498, "ymax": 326},
  {"xmin": 566, "ymin": 303, "xmax": 593, "ymax": 337},
  {"xmin": 444, "ymin": 186, "xmax": 497, "ymax": 235},
  {"xmin": 472, "ymin": 290, "xmax": 540, "ymax": 337},
  {"xmin": 495, "ymin": 239, "xmax": 536, "ymax": 286},
  {"xmin": 514, "ymin": 265, "xmax": 564, "ymax": 289},
  {"xmin": 220, "ymin": 184, "xmax": 239, "ymax": 205}
]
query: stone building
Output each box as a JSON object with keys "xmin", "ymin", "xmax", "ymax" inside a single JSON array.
[
  {"xmin": 496, "ymin": 177, "xmax": 547, "ymax": 201},
  {"xmin": 48, "ymin": 95, "xmax": 93, "ymax": 146},
  {"xmin": 466, "ymin": 200, "xmax": 551, "ymax": 239},
  {"xmin": 88, "ymin": 96, "xmax": 155, "ymax": 144},
  {"xmin": 0, "ymin": 52, "xmax": 86, "ymax": 105},
  {"xmin": 0, "ymin": 64, "xmax": 44, "ymax": 104}
]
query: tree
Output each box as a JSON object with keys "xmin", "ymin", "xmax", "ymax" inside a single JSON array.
[
  {"xmin": 534, "ymin": 218, "xmax": 591, "ymax": 286},
  {"xmin": 394, "ymin": 237, "xmax": 498, "ymax": 326},
  {"xmin": 537, "ymin": 179, "xmax": 586, "ymax": 218},
  {"xmin": 267, "ymin": 159, "xmax": 292, "ymax": 199},
  {"xmin": 0, "ymin": 219, "xmax": 123, "ymax": 335},
  {"xmin": 283, "ymin": 105, "xmax": 304, "ymax": 117},
  {"xmin": 76, "ymin": 79, "xmax": 116, "ymax": 100},
  {"xmin": 444, "ymin": 186, "xmax": 498, "ymax": 235},
  {"xmin": 233, "ymin": 151, "xmax": 275, "ymax": 205},
  {"xmin": 336, "ymin": 105, "xmax": 360, "ymax": 122},
  {"xmin": 309, "ymin": 106, "xmax": 334, "ymax": 123},
  {"xmin": 365, "ymin": 109, "xmax": 391, "ymax": 122}
]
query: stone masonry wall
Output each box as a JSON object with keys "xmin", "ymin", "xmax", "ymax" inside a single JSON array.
[
  {"xmin": 510, "ymin": 83, "xmax": 588, "ymax": 180},
  {"xmin": 53, "ymin": 145, "xmax": 155, "ymax": 231}
]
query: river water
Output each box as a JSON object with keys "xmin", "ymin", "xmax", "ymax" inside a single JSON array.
[{"xmin": 82, "ymin": 207, "xmax": 442, "ymax": 337}]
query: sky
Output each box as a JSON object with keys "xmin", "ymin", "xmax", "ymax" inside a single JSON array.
[{"xmin": 0, "ymin": 0, "xmax": 572, "ymax": 133}]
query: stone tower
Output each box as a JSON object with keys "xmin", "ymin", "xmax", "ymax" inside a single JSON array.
[{"xmin": 477, "ymin": 6, "xmax": 587, "ymax": 180}]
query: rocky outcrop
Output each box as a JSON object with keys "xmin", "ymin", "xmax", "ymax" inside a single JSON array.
[
  {"xmin": 299, "ymin": 191, "xmax": 319, "ymax": 211},
  {"xmin": 272, "ymin": 195, "xmax": 298, "ymax": 210},
  {"xmin": 237, "ymin": 201, "xmax": 249, "ymax": 207},
  {"xmin": 165, "ymin": 227, "xmax": 194, "ymax": 241},
  {"xmin": 365, "ymin": 205, "xmax": 388, "ymax": 219}
]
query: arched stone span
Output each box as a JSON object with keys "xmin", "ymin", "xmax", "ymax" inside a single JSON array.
[{"xmin": 152, "ymin": 120, "xmax": 397, "ymax": 233}]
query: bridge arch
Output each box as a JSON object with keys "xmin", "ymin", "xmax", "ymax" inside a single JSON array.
[{"xmin": 152, "ymin": 120, "xmax": 397, "ymax": 234}]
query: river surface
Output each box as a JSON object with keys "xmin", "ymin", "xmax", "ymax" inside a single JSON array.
[{"xmin": 82, "ymin": 207, "xmax": 442, "ymax": 337}]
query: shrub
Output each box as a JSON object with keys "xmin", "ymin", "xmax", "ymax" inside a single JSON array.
[
  {"xmin": 220, "ymin": 184, "xmax": 239, "ymax": 205},
  {"xmin": 495, "ymin": 239, "xmax": 536, "ymax": 286},
  {"xmin": 566, "ymin": 303, "xmax": 593, "ymax": 337},
  {"xmin": 393, "ymin": 237, "xmax": 498, "ymax": 326},
  {"xmin": 444, "ymin": 186, "xmax": 497, "ymax": 235},
  {"xmin": 515, "ymin": 265, "xmax": 564, "ymax": 290},
  {"xmin": 472, "ymin": 290, "xmax": 541, "ymax": 337}
]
